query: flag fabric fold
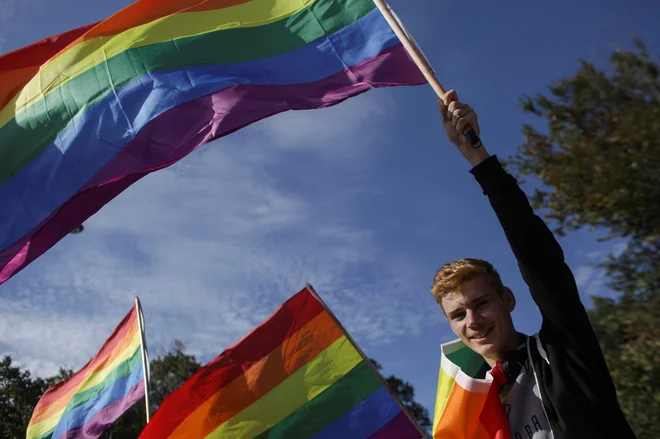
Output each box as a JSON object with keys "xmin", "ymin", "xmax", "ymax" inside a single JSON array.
[
  {"xmin": 0, "ymin": 0, "xmax": 426, "ymax": 285},
  {"xmin": 432, "ymin": 339, "xmax": 510, "ymax": 439},
  {"xmin": 26, "ymin": 306, "xmax": 146, "ymax": 439},
  {"xmin": 139, "ymin": 285, "xmax": 423, "ymax": 439}
]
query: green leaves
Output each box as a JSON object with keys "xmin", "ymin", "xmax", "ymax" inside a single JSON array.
[
  {"xmin": 513, "ymin": 43, "xmax": 660, "ymax": 242},
  {"xmin": 0, "ymin": 356, "xmax": 48, "ymax": 439}
]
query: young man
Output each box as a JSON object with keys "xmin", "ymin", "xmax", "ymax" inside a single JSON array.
[{"xmin": 432, "ymin": 90, "xmax": 636, "ymax": 439}]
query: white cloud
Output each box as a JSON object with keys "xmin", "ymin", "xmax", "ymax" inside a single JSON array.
[
  {"xmin": 0, "ymin": 300, "xmax": 128, "ymax": 375},
  {"xmin": 255, "ymin": 93, "xmax": 390, "ymax": 156},
  {"xmin": 1, "ymin": 92, "xmax": 438, "ymax": 378},
  {"xmin": 575, "ymin": 265, "xmax": 596, "ymax": 289},
  {"xmin": 574, "ymin": 265, "xmax": 607, "ymax": 299},
  {"xmin": 573, "ymin": 239, "xmax": 629, "ymax": 301}
]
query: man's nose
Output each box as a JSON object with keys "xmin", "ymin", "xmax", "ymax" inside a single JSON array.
[{"xmin": 466, "ymin": 310, "xmax": 483, "ymax": 328}]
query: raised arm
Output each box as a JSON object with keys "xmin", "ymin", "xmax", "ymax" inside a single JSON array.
[{"xmin": 438, "ymin": 91, "xmax": 604, "ymax": 361}]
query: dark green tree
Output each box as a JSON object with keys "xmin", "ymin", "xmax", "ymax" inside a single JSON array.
[
  {"xmin": 148, "ymin": 339, "xmax": 202, "ymax": 409},
  {"xmin": 509, "ymin": 40, "xmax": 660, "ymax": 438},
  {"xmin": 370, "ymin": 358, "xmax": 432, "ymax": 434},
  {"xmin": 0, "ymin": 356, "xmax": 47, "ymax": 439},
  {"xmin": 44, "ymin": 367, "xmax": 73, "ymax": 388}
]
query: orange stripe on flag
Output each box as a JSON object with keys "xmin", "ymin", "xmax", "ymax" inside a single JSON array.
[
  {"xmin": 56, "ymin": 0, "xmax": 253, "ymax": 50},
  {"xmin": 139, "ymin": 287, "xmax": 326, "ymax": 438},
  {"xmin": 168, "ymin": 310, "xmax": 343, "ymax": 439},
  {"xmin": 434, "ymin": 382, "xmax": 491, "ymax": 439}
]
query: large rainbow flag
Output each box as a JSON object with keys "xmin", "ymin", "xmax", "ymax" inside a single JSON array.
[
  {"xmin": 26, "ymin": 306, "xmax": 146, "ymax": 439},
  {"xmin": 432, "ymin": 339, "xmax": 510, "ymax": 439},
  {"xmin": 0, "ymin": 0, "xmax": 426, "ymax": 285},
  {"xmin": 139, "ymin": 285, "xmax": 424, "ymax": 439}
]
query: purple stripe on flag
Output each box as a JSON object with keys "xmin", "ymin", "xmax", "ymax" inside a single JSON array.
[
  {"xmin": 367, "ymin": 411, "xmax": 423, "ymax": 439},
  {"xmin": 57, "ymin": 382, "xmax": 144, "ymax": 439},
  {"xmin": 0, "ymin": 43, "xmax": 424, "ymax": 284}
]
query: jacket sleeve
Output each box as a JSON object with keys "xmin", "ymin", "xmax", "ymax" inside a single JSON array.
[{"xmin": 470, "ymin": 155, "xmax": 604, "ymax": 363}]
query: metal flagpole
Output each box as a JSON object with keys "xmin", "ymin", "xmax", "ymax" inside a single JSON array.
[
  {"xmin": 134, "ymin": 297, "xmax": 152, "ymax": 423},
  {"xmin": 372, "ymin": 0, "xmax": 482, "ymax": 148},
  {"xmin": 305, "ymin": 284, "xmax": 431, "ymax": 439}
]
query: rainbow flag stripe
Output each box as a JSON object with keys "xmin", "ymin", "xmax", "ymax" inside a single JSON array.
[
  {"xmin": 26, "ymin": 307, "xmax": 145, "ymax": 439},
  {"xmin": 432, "ymin": 339, "xmax": 509, "ymax": 439},
  {"xmin": 0, "ymin": 0, "xmax": 425, "ymax": 285},
  {"xmin": 139, "ymin": 286, "xmax": 423, "ymax": 439}
]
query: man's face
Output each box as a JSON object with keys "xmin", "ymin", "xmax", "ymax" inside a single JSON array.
[{"xmin": 440, "ymin": 275, "xmax": 518, "ymax": 365}]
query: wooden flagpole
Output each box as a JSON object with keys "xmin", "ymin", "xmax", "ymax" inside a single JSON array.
[
  {"xmin": 372, "ymin": 0, "xmax": 482, "ymax": 148},
  {"xmin": 134, "ymin": 297, "xmax": 151, "ymax": 423},
  {"xmin": 305, "ymin": 284, "xmax": 431, "ymax": 439}
]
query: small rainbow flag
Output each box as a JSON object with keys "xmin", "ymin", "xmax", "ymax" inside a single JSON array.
[
  {"xmin": 0, "ymin": 0, "xmax": 425, "ymax": 285},
  {"xmin": 26, "ymin": 306, "xmax": 147, "ymax": 439},
  {"xmin": 432, "ymin": 339, "xmax": 509, "ymax": 439},
  {"xmin": 139, "ymin": 285, "xmax": 424, "ymax": 439}
]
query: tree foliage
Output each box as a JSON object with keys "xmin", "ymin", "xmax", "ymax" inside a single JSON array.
[
  {"xmin": 512, "ymin": 40, "xmax": 660, "ymax": 243},
  {"xmin": 148, "ymin": 339, "xmax": 202, "ymax": 409},
  {"xmin": 510, "ymin": 40, "xmax": 660, "ymax": 438},
  {"xmin": 0, "ymin": 356, "xmax": 47, "ymax": 439},
  {"xmin": 588, "ymin": 294, "xmax": 660, "ymax": 437}
]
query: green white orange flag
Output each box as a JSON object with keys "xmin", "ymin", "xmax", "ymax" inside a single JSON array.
[
  {"xmin": 139, "ymin": 285, "xmax": 425, "ymax": 439},
  {"xmin": 433, "ymin": 339, "xmax": 510, "ymax": 439}
]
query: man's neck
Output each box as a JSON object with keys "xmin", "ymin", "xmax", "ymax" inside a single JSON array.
[{"xmin": 484, "ymin": 332, "xmax": 527, "ymax": 368}]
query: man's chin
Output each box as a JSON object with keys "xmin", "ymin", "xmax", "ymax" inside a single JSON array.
[
  {"xmin": 468, "ymin": 341, "xmax": 500, "ymax": 360},
  {"xmin": 470, "ymin": 343, "xmax": 493, "ymax": 355}
]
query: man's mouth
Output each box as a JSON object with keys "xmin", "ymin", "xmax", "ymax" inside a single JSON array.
[{"xmin": 469, "ymin": 327, "xmax": 493, "ymax": 341}]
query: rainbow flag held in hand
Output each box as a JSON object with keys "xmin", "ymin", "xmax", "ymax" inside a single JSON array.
[
  {"xmin": 433, "ymin": 339, "xmax": 510, "ymax": 439},
  {"xmin": 139, "ymin": 285, "xmax": 424, "ymax": 439},
  {"xmin": 26, "ymin": 306, "xmax": 147, "ymax": 439},
  {"xmin": 0, "ymin": 0, "xmax": 426, "ymax": 285}
]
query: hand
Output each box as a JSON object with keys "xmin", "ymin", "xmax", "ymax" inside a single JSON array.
[{"xmin": 438, "ymin": 90, "xmax": 490, "ymax": 167}]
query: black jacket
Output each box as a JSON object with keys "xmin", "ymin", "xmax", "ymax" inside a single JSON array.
[{"xmin": 470, "ymin": 155, "xmax": 636, "ymax": 439}]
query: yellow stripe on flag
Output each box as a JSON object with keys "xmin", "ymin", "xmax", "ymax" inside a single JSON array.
[
  {"xmin": 204, "ymin": 336, "xmax": 362, "ymax": 439},
  {"xmin": 0, "ymin": 0, "xmax": 315, "ymax": 129}
]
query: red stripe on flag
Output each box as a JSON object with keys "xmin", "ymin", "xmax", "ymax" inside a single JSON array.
[
  {"xmin": 0, "ymin": 23, "xmax": 97, "ymax": 108},
  {"xmin": 140, "ymin": 287, "xmax": 324, "ymax": 438}
]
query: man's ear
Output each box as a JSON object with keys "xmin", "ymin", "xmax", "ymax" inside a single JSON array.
[{"xmin": 503, "ymin": 287, "xmax": 516, "ymax": 312}]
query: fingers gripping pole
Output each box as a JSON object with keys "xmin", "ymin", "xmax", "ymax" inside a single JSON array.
[{"xmin": 372, "ymin": 0, "xmax": 482, "ymax": 148}]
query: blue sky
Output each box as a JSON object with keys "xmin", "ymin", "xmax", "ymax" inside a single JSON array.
[{"xmin": 1, "ymin": 0, "xmax": 658, "ymax": 422}]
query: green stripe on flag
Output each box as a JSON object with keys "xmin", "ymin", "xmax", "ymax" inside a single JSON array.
[
  {"xmin": 0, "ymin": 0, "xmax": 375, "ymax": 186},
  {"xmin": 254, "ymin": 360, "xmax": 383, "ymax": 439}
]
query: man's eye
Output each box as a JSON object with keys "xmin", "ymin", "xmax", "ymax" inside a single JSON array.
[
  {"xmin": 452, "ymin": 313, "xmax": 465, "ymax": 321},
  {"xmin": 477, "ymin": 301, "xmax": 488, "ymax": 309}
]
